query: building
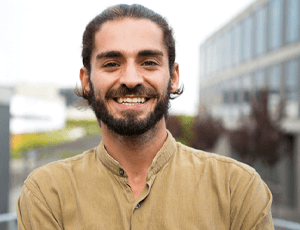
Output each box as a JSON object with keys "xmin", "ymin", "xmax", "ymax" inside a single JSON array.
[
  {"xmin": 10, "ymin": 82, "xmax": 66, "ymax": 134},
  {"xmin": 59, "ymin": 87, "xmax": 96, "ymax": 120},
  {"xmin": 7, "ymin": 83, "xmax": 95, "ymax": 135},
  {"xmin": 199, "ymin": 0, "xmax": 300, "ymax": 220}
]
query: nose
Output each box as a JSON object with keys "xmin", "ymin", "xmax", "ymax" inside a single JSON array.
[{"xmin": 119, "ymin": 62, "xmax": 144, "ymax": 89}]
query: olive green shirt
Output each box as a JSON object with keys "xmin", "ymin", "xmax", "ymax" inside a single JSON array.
[{"xmin": 17, "ymin": 132, "xmax": 274, "ymax": 229}]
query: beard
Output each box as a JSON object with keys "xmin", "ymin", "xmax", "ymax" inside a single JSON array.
[{"xmin": 87, "ymin": 81, "xmax": 170, "ymax": 136}]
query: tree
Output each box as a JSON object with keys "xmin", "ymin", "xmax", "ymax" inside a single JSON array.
[
  {"xmin": 229, "ymin": 89, "xmax": 284, "ymax": 167},
  {"xmin": 166, "ymin": 115, "xmax": 183, "ymax": 139},
  {"xmin": 191, "ymin": 114, "xmax": 224, "ymax": 151}
]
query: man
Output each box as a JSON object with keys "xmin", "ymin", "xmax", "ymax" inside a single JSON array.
[{"xmin": 17, "ymin": 4, "xmax": 274, "ymax": 229}]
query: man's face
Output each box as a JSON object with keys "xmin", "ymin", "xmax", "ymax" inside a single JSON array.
[{"xmin": 80, "ymin": 18, "xmax": 179, "ymax": 136}]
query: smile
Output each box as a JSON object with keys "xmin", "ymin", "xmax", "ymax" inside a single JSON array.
[{"xmin": 115, "ymin": 97, "xmax": 148, "ymax": 105}]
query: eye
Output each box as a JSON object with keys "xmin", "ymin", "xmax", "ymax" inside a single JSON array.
[
  {"xmin": 142, "ymin": 61, "xmax": 158, "ymax": 66},
  {"xmin": 103, "ymin": 62, "xmax": 119, "ymax": 68}
]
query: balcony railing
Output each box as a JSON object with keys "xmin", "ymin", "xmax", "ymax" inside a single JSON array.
[{"xmin": 0, "ymin": 212, "xmax": 17, "ymax": 230}]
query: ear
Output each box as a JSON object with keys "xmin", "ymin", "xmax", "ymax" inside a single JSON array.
[
  {"xmin": 80, "ymin": 67, "xmax": 90, "ymax": 93},
  {"xmin": 169, "ymin": 63, "xmax": 179, "ymax": 93}
]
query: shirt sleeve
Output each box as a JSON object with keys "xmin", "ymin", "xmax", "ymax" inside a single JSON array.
[
  {"xmin": 230, "ymin": 171, "xmax": 274, "ymax": 230},
  {"xmin": 17, "ymin": 184, "xmax": 63, "ymax": 230}
]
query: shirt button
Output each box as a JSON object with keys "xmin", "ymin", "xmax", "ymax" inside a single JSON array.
[
  {"xmin": 135, "ymin": 203, "xmax": 141, "ymax": 209},
  {"xmin": 119, "ymin": 168, "xmax": 124, "ymax": 176}
]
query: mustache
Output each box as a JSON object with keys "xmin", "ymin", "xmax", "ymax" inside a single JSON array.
[{"xmin": 105, "ymin": 85, "xmax": 159, "ymax": 99}]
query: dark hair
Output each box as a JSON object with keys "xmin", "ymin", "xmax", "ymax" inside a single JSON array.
[{"xmin": 77, "ymin": 4, "xmax": 183, "ymax": 101}]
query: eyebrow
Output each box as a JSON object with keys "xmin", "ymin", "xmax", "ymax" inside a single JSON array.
[
  {"xmin": 138, "ymin": 50, "xmax": 164, "ymax": 57},
  {"xmin": 96, "ymin": 51, "xmax": 123, "ymax": 60},
  {"xmin": 95, "ymin": 49, "xmax": 164, "ymax": 60}
]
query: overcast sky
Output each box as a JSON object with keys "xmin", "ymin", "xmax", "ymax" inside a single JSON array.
[{"xmin": 0, "ymin": 0, "xmax": 254, "ymax": 115}]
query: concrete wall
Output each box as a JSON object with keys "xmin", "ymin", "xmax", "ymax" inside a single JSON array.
[{"xmin": 0, "ymin": 88, "xmax": 11, "ymax": 230}]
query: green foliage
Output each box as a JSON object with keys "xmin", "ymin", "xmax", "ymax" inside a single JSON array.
[
  {"xmin": 167, "ymin": 114, "xmax": 224, "ymax": 150},
  {"xmin": 11, "ymin": 119, "xmax": 100, "ymax": 159},
  {"xmin": 167, "ymin": 115, "xmax": 195, "ymax": 147},
  {"xmin": 177, "ymin": 115, "xmax": 195, "ymax": 146},
  {"xmin": 66, "ymin": 119, "xmax": 101, "ymax": 136}
]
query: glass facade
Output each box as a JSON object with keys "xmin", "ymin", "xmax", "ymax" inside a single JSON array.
[
  {"xmin": 269, "ymin": 0, "xmax": 284, "ymax": 50},
  {"xmin": 232, "ymin": 78, "xmax": 240, "ymax": 104},
  {"xmin": 225, "ymin": 30, "xmax": 232, "ymax": 68},
  {"xmin": 253, "ymin": 69, "xmax": 266, "ymax": 99},
  {"xmin": 269, "ymin": 64, "xmax": 282, "ymax": 111},
  {"xmin": 242, "ymin": 74, "xmax": 252, "ymax": 104},
  {"xmin": 286, "ymin": 0, "xmax": 299, "ymax": 43},
  {"xmin": 199, "ymin": 0, "xmax": 300, "ymax": 210},
  {"xmin": 285, "ymin": 59, "xmax": 298, "ymax": 100},
  {"xmin": 255, "ymin": 5, "xmax": 267, "ymax": 56},
  {"xmin": 232, "ymin": 24, "xmax": 242, "ymax": 65},
  {"xmin": 201, "ymin": 0, "xmax": 300, "ymax": 74},
  {"xmin": 285, "ymin": 59, "xmax": 299, "ymax": 118},
  {"xmin": 269, "ymin": 65, "xmax": 281, "ymax": 92},
  {"xmin": 200, "ymin": 0, "xmax": 300, "ymax": 119},
  {"xmin": 243, "ymin": 16, "xmax": 254, "ymax": 62},
  {"xmin": 222, "ymin": 80, "xmax": 231, "ymax": 104}
]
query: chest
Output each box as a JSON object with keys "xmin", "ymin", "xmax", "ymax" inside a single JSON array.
[{"xmin": 59, "ymin": 174, "xmax": 230, "ymax": 230}]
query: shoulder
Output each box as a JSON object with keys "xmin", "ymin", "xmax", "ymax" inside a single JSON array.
[
  {"xmin": 24, "ymin": 148, "xmax": 96, "ymax": 192},
  {"xmin": 174, "ymin": 142, "xmax": 273, "ymax": 226},
  {"xmin": 175, "ymin": 141, "xmax": 256, "ymax": 177}
]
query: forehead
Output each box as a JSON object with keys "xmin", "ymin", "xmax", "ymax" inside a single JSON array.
[{"xmin": 93, "ymin": 18, "xmax": 166, "ymax": 57}]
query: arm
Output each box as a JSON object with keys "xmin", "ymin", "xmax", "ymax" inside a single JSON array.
[
  {"xmin": 17, "ymin": 184, "xmax": 63, "ymax": 230},
  {"xmin": 230, "ymin": 171, "xmax": 274, "ymax": 229}
]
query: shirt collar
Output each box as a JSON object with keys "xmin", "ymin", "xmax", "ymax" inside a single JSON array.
[{"xmin": 96, "ymin": 130, "xmax": 177, "ymax": 181}]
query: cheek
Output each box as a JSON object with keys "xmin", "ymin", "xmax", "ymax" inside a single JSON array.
[
  {"xmin": 146, "ymin": 72, "xmax": 170, "ymax": 91},
  {"xmin": 90, "ymin": 76, "xmax": 113, "ymax": 97}
]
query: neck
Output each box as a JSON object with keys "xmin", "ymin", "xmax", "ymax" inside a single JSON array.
[
  {"xmin": 101, "ymin": 119, "xmax": 167, "ymax": 170},
  {"xmin": 100, "ymin": 119, "xmax": 168, "ymax": 199}
]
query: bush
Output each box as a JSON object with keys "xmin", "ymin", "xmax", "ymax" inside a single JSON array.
[
  {"xmin": 229, "ymin": 90, "xmax": 284, "ymax": 167},
  {"xmin": 166, "ymin": 114, "xmax": 224, "ymax": 151},
  {"xmin": 10, "ymin": 119, "xmax": 100, "ymax": 159},
  {"xmin": 191, "ymin": 115, "xmax": 224, "ymax": 151}
]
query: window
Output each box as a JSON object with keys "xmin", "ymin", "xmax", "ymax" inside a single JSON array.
[
  {"xmin": 224, "ymin": 33, "xmax": 228, "ymax": 69},
  {"xmin": 233, "ymin": 24, "xmax": 242, "ymax": 65},
  {"xmin": 232, "ymin": 78, "xmax": 241, "ymax": 104},
  {"xmin": 243, "ymin": 16, "xmax": 254, "ymax": 62},
  {"xmin": 269, "ymin": 64, "xmax": 282, "ymax": 110},
  {"xmin": 253, "ymin": 69, "xmax": 266, "ymax": 100},
  {"xmin": 227, "ymin": 29, "xmax": 233, "ymax": 67},
  {"xmin": 216, "ymin": 35, "xmax": 222, "ymax": 71},
  {"xmin": 286, "ymin": 59, "xmax": 298, "ymax": 100},
  {"xmin": 241, "ymin": 74, "xmax": 252, "ymax": 116},
  {"xmin": 219, "ymin": 34, "xmax": 226, "ymax": 70},
  {"xmin": 255, "ymin": 5, "xmax": 267, "ymax": 56},
  {"xmin": 242, "ymin": 74, "xmax": 252, "ymax": 103},
  {"xmin": 285, "ymin": 59, "xmax": 299, "ymax": 118},
  {"xmin": 286, "ymin": 0, "xmax": 299, "ymax": 43},
  {"xmin": 269, "ymin": 0, "xmax": 284, "ymax": 50},
  {"xmin": 269, "ymin": 65, "xmax": 281, "ymax": 93},
  {"xmin": 222, "ymin": 80, "xmax": 232, "ymax": 104}
]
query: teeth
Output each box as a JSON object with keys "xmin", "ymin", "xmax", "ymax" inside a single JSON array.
[{"xmin": 117, "ymin": 97, "xmax": 146, "ymax": 104}]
